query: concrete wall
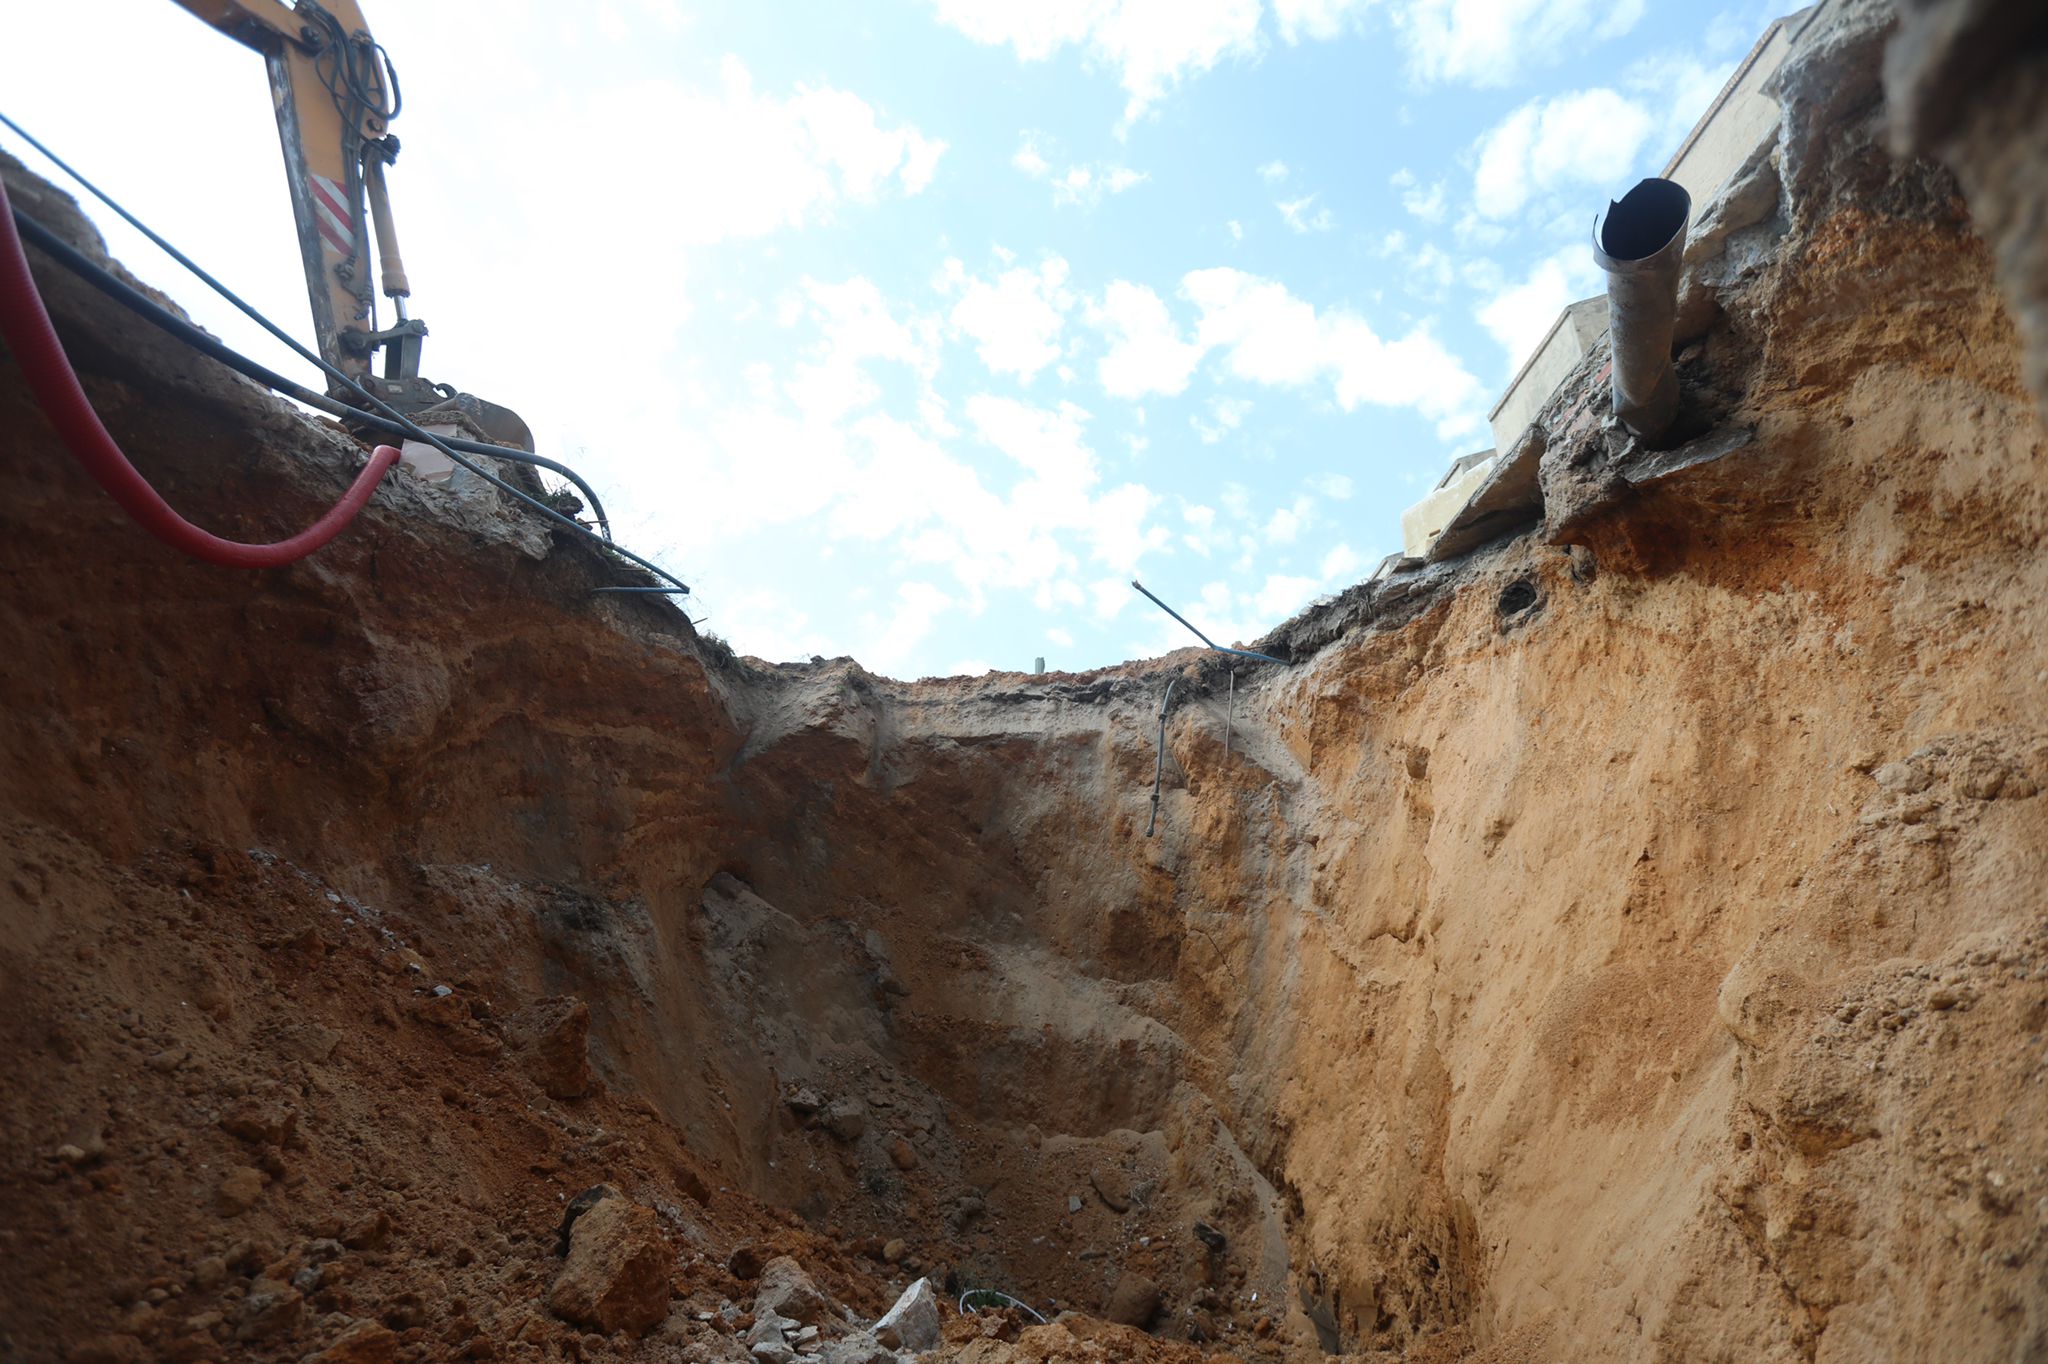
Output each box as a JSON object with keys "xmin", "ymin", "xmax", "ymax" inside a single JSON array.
[
  {"xmin": 1396, "ymin": 5, "xmax": 1832, "ymax": 571},
  {"xmin": 1486, "ymin": 296, "xmax": 1608, "ymax": 454},
  {"xmin": 1400, "ymin": 453, "xmax": 1497, "ymax": 558},
  {"xmin": 1663, "ymin": 5, "xmax": 1822, "ymax": 210}
]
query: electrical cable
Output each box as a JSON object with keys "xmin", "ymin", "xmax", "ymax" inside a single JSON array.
[
  {"xmin": 0, "ymin": 175, "xmax": 400, "ymax": 567},
  {"xmin": 8, "ymin": 204, "xmax": 613, "ymax": 537},
  {"xmin": 0, "ymin": 110, "xmax": 687, "ymax": 595},
  {"xmin": 1130, "ymin": 579, "xmax": 1288, "ymax": 664}
]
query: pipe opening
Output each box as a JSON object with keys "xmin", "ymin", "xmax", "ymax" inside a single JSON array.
[
  {"xmin": 1497, "ymin": 578, "xmax": 1541, "ymax": 620},
  {"xmin": 1599, "ymin": 178, "xmax": 1690, "ymax": 262},
  {"xmin": 1595, "ymin": 177, "xmax": 1692, "ymax": 442}
]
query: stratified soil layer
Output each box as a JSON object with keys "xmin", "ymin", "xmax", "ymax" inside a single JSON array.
[{"xmin": 2, "ymin": 5, "xmax": 2043, "ymax": 1363}]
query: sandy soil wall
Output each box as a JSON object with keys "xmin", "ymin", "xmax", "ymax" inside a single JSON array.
[{"xmin": 1, "ymin": 7, "xmax": 2043, "ymax": 1362}]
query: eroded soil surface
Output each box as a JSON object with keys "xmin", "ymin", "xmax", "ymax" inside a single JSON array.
[{"xmin": 3, "ymin": 6, "xmax": 2046, "ymax": 1363}]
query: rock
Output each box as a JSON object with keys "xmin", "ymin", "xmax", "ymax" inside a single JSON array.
[
  {"xmin": 751, "ymin": 1341, "xmax": 796, "ymax": 1364},
  {"xmin": 1192, "ymin": 1221, "xmax": 1227, "ymax": 1252},
  {"xmin": 882, "ymin": 1238, "xmax": 907, "ymax": 1265},
  {"xmin": 146, "ymin": 1047, "xmax": 189, "ymax": 1073},
  {"xmin": 1089, "ymin": 1164, "xmax": 1131, "ymax": 1213},
  {"xmin": 341, "ymin": 1209, "xmax": 392, "ymax": 1251},
  {"xmin": 752, "ymin": 1256, "xmax": 829, "ymax": 1325},
  {"xmin": 558, "ymin": 1183, "xmax": 621, "ymax": 1255},
  {"xmin": 886, "ymin": 1135, "xmax": 918, "ymax": 1170},
  {"xmin": 191, "ymin": 1255, "xmax": 228, "ymax": 1291},
  {"xmin": 547, "ymin": 1193, "xmax": 674, "ymax": 1335},
  {"xmin": 820, "ymin": 1334, "xmax": 899, "ymax": 1364},
  {"xmin": 506, "ymin": 996, "xmax": 593, "ymax": 1100},
  {"xmin": 1103, "ymin": 1272, "xmax": 1161, "ymax": 1329},
  {"xmin": 873, "ymin": 1278, "xmax": 941, "ymax": 1353},
  {"xmin": 277, "ymin": 1022, "xmax": 342, "ymax": 1063},
  {"xmin": 1874, "ymin": 761, "xmax": 1933, "ymax": 793},
  {"xmin": 1066, "ymin": 1195, "xmax": 1082, "ymax": 1215},
  {"xmin": 216, "ymin": 1166, "xmax": 265, "ymax": 1215},
  {"xmin": 784, "ymin": 1086, "xmax": 825, "ymax": 1117},
  {"xmin": 746, "ymin": 1311, "xmax": 796, "ymax": 1348},
  {"xmin": 306, "ymin": 1319, "xmax": 401, "ymax": 1363},
  {"xmin": 412, "ymin": 990, "xmax": 470, "ymax": 1027},
  {"xmin": 235, "ymin": 1277, "xmax": 305, "ymax": 1341},
  {"xmin": 65, "ymin": 1336, "xmax": 146, "ymax": 1364},
  {"xmin": 823, "ymin": 1099, "xmax": 867, "ymax": 1142},
  {"xmin": 728, "ymin": 1244, "xmax": 769, "ymax": 1281},
  {"xmin": 219, "ymin": 1098, "xmax": 296, "ymax": 1146}
]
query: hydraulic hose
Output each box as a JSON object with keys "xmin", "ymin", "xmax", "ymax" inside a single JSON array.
[
  {"xmin": 7, "ymin": 204, "xmax": 614, "ymax": 538},
  {"xmin": 0, "ymin": 109, "xmax": 685, "ymax": 594},
  {"xmin": 0, "ymin": 174, "xmax": 398, "ymax": 568}
]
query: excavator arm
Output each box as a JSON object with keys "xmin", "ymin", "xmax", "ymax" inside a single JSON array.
[{"xmin": 171, "ymin": 0, "xmax": 532, "ymax": 452}]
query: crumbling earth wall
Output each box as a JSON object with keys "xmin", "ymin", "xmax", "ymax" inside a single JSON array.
[{"xmin": 1, "ymin": 5, "xmax": 2044, "ymax": 1363}]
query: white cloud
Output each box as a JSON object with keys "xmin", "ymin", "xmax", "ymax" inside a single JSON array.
[
  {"xmin": 1272, "ymin": 0, "xmax": 1372, "ymax": 42},
  {"xmin": 1625, "ymin": 52, "xmax": 1739, "ymax": 148},
  {"xmin": 1277, "ymin": 193, "xmax": 1335, "ymax": 233},
  {"xmin": 1264, "ymin": 494, "xmax": 1313, "ymax": 543},
  {"xmin": 1391, "ymin": 0, "xmax": 1646, "ymax": 87},
  {"xmin": 1309, "ymin": 472, "xmax": 1354, "ymax": 499},
  {"xmin": 1013, "ymin": 136, "xmax": 1052, "ymax": 177},
  {"xmin": 1088, "ymin": 281, "xmax": 1207, "ymax": 398},
  {"xmin": 969, "ymin": 395, "xmax": 1095, "ymax": 484},
  {"xmin": 1390, "ymin": 168, "xmax": 1448, "ymax": 223},
  {"xmin": 865, "ymin": 582, "xmax": 955, "ymax": 674},
  {"xmin": 1475, "ymin": 246, "xmax": 1602, "ymax": 370},
  {"xmin": 1227, "ymin": 219, "xmax": 1244, "ymax": 241},
  {"xmin": 1472, "ymin": 86, "xmax": 1656, "ymax": 219},
  {"xmin": 1183, "ymin": 267, "xmax": 1489, "ymax": 442},
  {"xmin": 1257, "ymin": 159, "xmax": 1291, "ymax": 182},
  {"xmin": 1192, "ymin": 396, "xmax": 1253, "ymax": 444},
  {"xmin": 1090, "ymin": 576, "xmax": 1133, "ymax": 620},
  {"xmin": 1015, "ymin": 132, "xmax": 1148, "ymax": 207},
  {"xmin": 506, "ymin": 55, "xmax": 943, "ymax": 324},
  {"xmin": 1054, "ymin": 163, "xmax": 1149, "ymax": 207},
  {"xmin": 931, "ymin": 0, "xmax": 1265, "ymax": 123},
  {"xmin": 1320, "ymin": 542, "xmax": 1362, "ymax": 580},
  {"xmin": 946, "ymin": 257, "xmax": 1075, "ymax": 380},
  {"xmin": 1254, "ymin": 573, "xmax": 1320, "ymax": 617},
  {"xmin": 1046, "ymin": 626, "xmax": 1075, "ymax": 647}
]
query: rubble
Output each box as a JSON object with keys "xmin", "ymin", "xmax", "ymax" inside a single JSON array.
[{"xmin": 547, "ymin": 1192, "xmax": 675, "ymax": 1335}]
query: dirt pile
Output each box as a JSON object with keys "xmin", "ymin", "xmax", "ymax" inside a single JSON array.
[{"xmin": 2, "ymin": 5, "xmax": 2045, "ymax": 1362}]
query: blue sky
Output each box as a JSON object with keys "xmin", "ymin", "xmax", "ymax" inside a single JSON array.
[{"xmin": 3, "ymin": 0, "xmax": 1793, "ymax": 676}]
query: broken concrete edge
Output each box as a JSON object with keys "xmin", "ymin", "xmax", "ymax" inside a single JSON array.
[{"xmin": 1424, "ymin": 425, "xmax": 1547, "ymax": 565}]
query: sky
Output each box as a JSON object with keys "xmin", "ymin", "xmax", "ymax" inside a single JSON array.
[{"xmin": 2, "ymin": 0, "xmax": 1795, "ymax": 677}]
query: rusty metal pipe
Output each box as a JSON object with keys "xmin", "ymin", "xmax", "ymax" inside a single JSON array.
[{"xmin": 1594, "ymin": 177, "xmax": 1691, "ymax": 440}]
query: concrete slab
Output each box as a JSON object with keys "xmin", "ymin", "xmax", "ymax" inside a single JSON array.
[
  {"xmin": 1426, "ymin": 426, "xmax": 1548, "ymax": 562},
  {"xmin": 1400, "ymin": 453, "xmax": 1497, "ymax": 558}
]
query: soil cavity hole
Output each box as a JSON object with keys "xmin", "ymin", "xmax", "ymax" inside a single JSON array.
[{"xmin": 1496, "ymin": 577, "xmax": 1541, "ymax": 622}]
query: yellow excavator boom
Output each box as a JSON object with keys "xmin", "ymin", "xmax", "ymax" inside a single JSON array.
[{"xmin": 169, "ymin": 0, "xmax": 531, "ymax": 450}]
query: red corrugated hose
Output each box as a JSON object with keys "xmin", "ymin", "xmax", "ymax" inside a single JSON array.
[{"xmin": 0, "ymin": 175, "xmax": 397, "ymax": 568}]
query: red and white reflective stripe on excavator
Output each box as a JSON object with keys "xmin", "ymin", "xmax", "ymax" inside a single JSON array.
[{"xmin": 309, "ymin": 173, "xmax": 353, "ymax": 256}]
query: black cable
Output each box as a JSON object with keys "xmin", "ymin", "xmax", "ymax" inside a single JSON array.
[
  {"xmin": 10, "ymin": 206, "xmax": 614, "ymax": 537},
  {"xmin": 0, "ymin": 111, "xmax": 686, "ymax": 595}
]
